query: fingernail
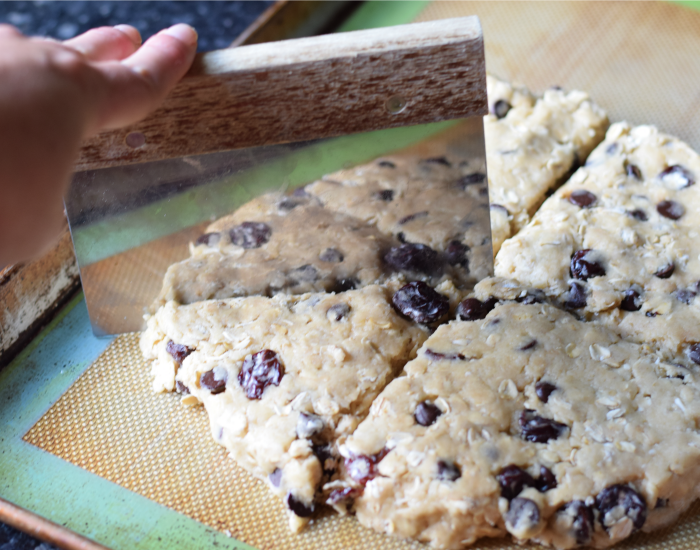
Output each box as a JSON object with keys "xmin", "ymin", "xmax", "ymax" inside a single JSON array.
[
  {"xmin": 114, "ymin": 24, "xmax": 142, "ymax": 46},
  {"xmin": 163, "ymin": 23, "xmax": 198, "ymax": 47}
]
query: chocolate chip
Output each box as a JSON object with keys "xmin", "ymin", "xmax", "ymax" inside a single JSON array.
[
  {"xmin": 519, "ymin": 339, "xmax": 537, "ymax": 351},
  {"xmin": 290, "ymin": 264, "xmax": 319, "ymax": 283},
  {"xmin": 535, "ymin": 466, "xmax": 557, "ymax": 492},
  {"xmin": 269, "ymin": 468, "xmax": 282, "ymax": 487},
  {"xmin": 374, "ymin": 189, "xmax": 394, "ymax": 201},
  {"xmin": 436, "ymin": 460, "xmax": 461, "ymax": 481},
  {"xmin": 625, "ymin": 162, "xmax": 643, "ymax": 180},
  {"xmin": 497, "ymin": 465, "xmax": 536, "ymax": 500},
  {"xmin": 627, "ymin": 208, "xmax": 648, "ymax": 221},
  {"xmin": 423, "ymin": 156, "xmax": 451, "ymax": 167},
  {"xmin": 175, "ymin": 381, "xmax": 190, "ymax": 395},
  {"xmin": 445, "ymin": 240, "xmax": 470, "ymax": 268},
  {"xmin": 319, "ymin": 248, "xmax": 344, "ymax": 263},
  {"xmin": 571, "ymin": 249, "xmax": 606, "ymax": 280},
  {"xmin": 345, "ymin": 449, "xmax": 389, "ymax": 485},
  {"xmin": 493, "ymin": 99, "xmax": 512, "ymax": 119},
  {"xmin": 659, "ymin": 165, "xmax": 695, "ymax": 189},
  {"xmin": 392, "ymin": 282, "xmax": 449, "ymax": 324},
  {"xmin": 166, "ymin": 341, "xmax": 193, "ymax": 364},
  {"xmin": 654, "ymin": 263, "xmax": 675, "ymax": 279},
  {"xmin": 556, "ymin": 501, "xmax": 594, "ymax": 545},
  {"xmin": 238, "ymin": 350, "xmax": 284, "ymax": 400},
  {"xmin": 655, "ymin": 498, "xmax": 669, "ymax": 509},
  {"xmin": 200, "ymin": 369, "xmax": 227, "ymax": 395},
  {"xmin": 327, "ymin": 486, "xmax": 359, "ymax": 505},
  {"xmin": 676, "ymin": 288, "xmax": 697, "ymax": 304},
  {"xmin": 564, "ymin": 282, "xmax": 587, "ymax": 309},
  {"xmin": 312, "ymin": 443, "xmax": 335, "ymax": 475},
  {"xmin": 425, "ymin": 349, "xmax": 465, "ymax": 361},
  {"xmin": 646, "ymin": 311, "xmax": 658, "ymax": 317},
  {"xmin": 516, "ymin": 290, "xmax": 546, "ymax": 305},
  {"xmin": 292, "ymin": 187, "xmax": 309, "ymax": 197},
  {"xmin": 689, "ymin": 344, "xmax": 700, "ymax": 365},
  {"xmin": 286, "ymin": 493, "xmax": 314, "ymax": 517},
  {"xmin": 332, "ymin": 277, "xmax": 359, "ymax": 293},
  {"xmin": 596, "ymin": 484, "xmax": 647, "ymax": 533},
  {"xmin": 657, "ymin": 200, "xmax": 684, "ymax": 220},
  {"xmin": 296, "ymin": 413, "xmax": 324, "ymax": 439},
  {"xmin": 456, "ymin": 297, "xmax": 497, "ymax": 321},
  {"xmin": 230, "ymin": 221, "xmax": 271, "ymax": 248},
  {"xmin": 398, "ymin": 211, "xmax": 429, "ymax": 225},
  {"xmin": 505, "ymin": 498, "xmax": 540, "ymax": 533},
  {"xmin": 195, "ymin": 232, "xmax": 221, "ymax": 246},
  {"xmin": 519, "ymin": 409, "xmax": 568, "ymax": 443},
  {"xmin": 535, "ymin": 382, "xmax": 557, "ymax": 403},
  {"xmin": 377, "ymin": 160, "xmax": 396, "ymax": 168},
  {"xmin": 327, "ymin": 303, "xmax": 350, "ymax": 321},
  {"xmin": 414, "ymin": 401, "xmax": 442, "ymax": 427},
  {"xmin": 384, "ymin": 243, "xmax": 444, "ymax": 276},
  {"xmin": 396, "ymin": 232, "xmax": 407, "ymax": 243},
  {"xmin": 568, "ymin": 190, "xmax": 597, "ymax": 208},
  {"xmin": 621, "ymin": 288, "xmax": 643, "ymax": 311},
  {"xmin": 278, "ymin": 197, "xmax": 302, "ymax": 211},
  {"xmin": 458, "ymin": 172, "xmax": 487, "ymax": 188}
]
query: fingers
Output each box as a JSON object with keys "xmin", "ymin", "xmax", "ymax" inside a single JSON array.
[
  {"xmin": 64, "ymin": 25, "xmax": 141, "ymax": 62},
  {"xmin": 88, "ymin": 24, "xmax": 198, "ymax": 132},
  {"xmin": 0, "ymin": 24, "xmax": 23, "ymax": 39}
]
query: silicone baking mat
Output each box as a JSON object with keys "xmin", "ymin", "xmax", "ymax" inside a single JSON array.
[{"xmin": 8, "ymin": 2, "xmax": 700, "ymax": 549}]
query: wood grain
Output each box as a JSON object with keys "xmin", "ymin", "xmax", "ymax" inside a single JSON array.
[{"xmin": 75, "ymin": 17, "xmax": 486, "ymax": 171}]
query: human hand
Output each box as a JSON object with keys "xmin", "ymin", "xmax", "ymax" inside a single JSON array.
[{"xmin": 0, "ymin": 23, "xmax": 198, "ymax": 265}]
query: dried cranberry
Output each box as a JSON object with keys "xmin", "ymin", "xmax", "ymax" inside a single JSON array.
[
  {"xmin": 175, "ymin": 380, "xmax": 190, "ymax": 395},
  {"xmin": 505, "ymin": 498, "xmax": 540, "ymax": 532},
  {"xmin": 659, "ymin": 165, "xmax": 695, "ymax": 189},
  {"xmin": 392, "ymin": 282, "xmax": 449, "ymax": 324},
  {"xmin": 564, "ymin": 282, "xmax": 587, "ymax": 309},
  {"xmin": 519, "ymin": 339, "xmax": 537, "ymax": 351},
  {"xmin": 497, "ymin": 465, "xmax": 536, "ymax": 500},
  {"xmin": 689, "ymin": 344, "xmax": 700, "ymax": 365},
  {"xmin": 458, "ymin": 172, "xmax": 486, "ymax": 188},
  {"xmin": 290, "ymin": 264, "xmax": 319, "ymax": 283},
  {"xmin": 166, "ymin": 341, "xmax": 193, "ymax": 365},
  {"xmin": 377, "ymin": 160, "xmax": 396, "ymax": 168},
  {"xmin": 535, "ymin": 382, "xmax": 557, "ymax": 403},
  {"xmin": 627, "ymin": 209, "xmax": 648, "ymax": 221},
  {"xmin": 556, "ymin": 501, "xmax": 594, "ymax": 545},
  {"xmin": 457, "ymin": 297, "xmax": 497, "ymax": 321},
  {"xmin": 345, "ymin": 449, "xmax": 388, "ymax": 485},
  {"xmin": 319, "ymin": 248, "xmax": 344, "ymax": 262},
  {"xmin": 625, "ymin": 162, "xmax": 643, "ymax": 180},
  {"xmin": 414, "ymin": 401, "xmax": 442, "ymax": 426},
  {"xmin": 332, "ymin": 277, "xmax": 359, "ymax": 293},
  {"xmin": 195, "ymin": 232, "xmax": 220, "ymax": 246},
  {"xmin": 398, "ymin": 211, "xmax": 429, "ymax": 225},
  {"xmin": 596, "ymin": 484, "xmax": 647, "ymax": 533},
  {"xmin": 327, "ymin": 486, "xmax": 359, "ymax": 505},
  {"xmin": 238, "ymin": 350, "xmax": 284, "ymax": 400},
  {"xmin": 269, "ymin": 468, "xmax": 282, "ymax": 487},
  {"xmin": 200, "ymin": 369, "xmax": 227, "ymax": 395},
  {"xmin": 384, "ymin": 243, "xmax": 444, "ymax": 276},
  {"xmin": 654, "ymin": 263, "xmax": 675, "ymax": 279},
  {"xmin": 423, "ymin": 156, "xmax": 451, "ymax": 167},
  {"xmin": 374, "ymin": 189, "xmax": 394, "ymax": 201},
  {"xmin": 676, "ymin": 288, "xmax": 697, "ymax": 304},
  {"xmin": 230, "ymin": 221, "xmax": 271, "ymax": 248},
  {"xmin": 436, "ymin": 460, "xmax": 461, "ymax": 481},
  {"xmin": 571, "ymin": 249, "xmax": 606, "ymax": 280},
  {"xmin": 516, "ymin": 289, "xmax": 546, "ymax": 305},
  {"xmin": 535, "ymin": 466, "xmax": 557, "ymax": 492},
  {"xmin": 620, "ymin": 288, "xmax": 642, "ymax": 311},
  {"xmin": 425, "ymin": 349, "xmax": 465, "ymax": 361},
  {"xmin": 327, "ymin": 303, "xmax": 350, "ymax": 321},
  {"xmin": 657, "ymin": 200, "xmax": 684, "ymax": 220},
  {"xmin": 286, "ymin": 493, "xmax": 314, "ymax": 517},
  {"xmin": 445, "ymin": 240, "xmax": 470, "ymax": 268},
  {"xmin": 519, "ymin": 409, "xmax": 568, "ymax": 443},
  {"xmin": 493, "ymin": 99, "xmax": 512, "ymax": 119},
  {"xmin": 568, "ymin": 190, "xmax": 597, "ymax": 208}
]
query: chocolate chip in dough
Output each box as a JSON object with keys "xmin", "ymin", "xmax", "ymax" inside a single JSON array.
[
  {"xmin": 564, "ymin": 282, "xmax": 587, "ymax": 309},
  {"xmin": 456, "ymin": 297, "xmax": 497, "ymax": 321},
  {"xmin": 556, "ymin": 501, "xmax": 594, "ymax": 545},
  {"xmin": 377, "ymin": 160, "xmax": 396, "ymax": 168},
  {"xmin": 195, "ymin": 232, "xmax": 221, "ymax": 246},
  {"xmin": 535, "ymin": 381, "xmax": 557, "ymax": 403},
  {"xmin": 392, "ymin": 282, "xmax": 449, "ymax": 324},
  {"xmin": 166, "ymin": 341, "xmax": 193, "ymax": 364},
  {"xmin": 422, "ymin": 156, "xmax": 451, "ymax": 167},
  {"xmin": 238, "ymin": 350, "xmax": 284, "ymax": 400},
  {"xmin": 657, "ymin": 200, "xmax": 684, "ymax": 220},
  {"xmin": 621, "ymin": 288, "xmax": 643, "ymax": 311},
  {"xmin": 595, "ymin": 484, "xmax": 647, "ymax": 533},
  {"xmin": 519, "ymin": 339, "xmax": 538, "ymax": 351},
  {"xmin": 331, "ymin": 277, "xmax": 359, "ymax": 293},
  {"xmin": 497, "ymin": 465, "xmax": 536, "ymax": 500},
  {"xmin": 436, "ymin": 460, "xmax": 461, "ymax": 481},
  {"xmin": 374, "ymin": 189, "xmax": 394, "ymax": 201},
  {"xmin": 535, "ymin": 466, "xmax": 557, "ymax": 492},
  {"xmin": 425, "ymin": 349, "xmax": 465, "ymax": 361},
  {"xmin": 458, "ymin": 172, "xmax": 487, "ymax": 188},
  {"xmin": 568, "ymin": 190, "xmax": 597, "ymax": 208},
  {"xmin": 659, "ymin": 165, "xmax": 695, "ymax": 189},
  {"xmin": 319, "ymin": 248, "xmax": 344, "ymax": 263},
  {"xmin": 286, "ymin": 493, "xmax": 314, "ymax": 517},
  {"xmin": 505, "ymin": 498, "xmax": 541, "ymax": 533},
  {"xmin": 296, "ymin": 413, "xmax": 324, "ymax": 439},
  {"xmin": 175, "ymin": 381, "xmax": 190, "ymax": 395},
  {"xmin": 327, "ymin": 303, "xmax": 350, "ymax": 321},
  {"xmin": 200, "ymin": 369, "xmax": 227, "ymax": 395},
  {"xmin": 519, "ymin": 409, "xmax": 568, "ymax": 443},
  {"xmin": 230, "ymin": 221, "xmax": 271, "ymax": 249},
  {"xmin": 493, "ymin": 99, "xmax": 512, "ymax": 119},
  {"xmin": 627, "ymin": 208, "xmax": 648, "ymax": 221},
  {"xmin": 384, "ymin": 243, "xmax": 444, "ymax": 276},
  {"xmin": 571, "ymin": 249, "xmax": 606, "ymax": 280},
  {"xmin": 445, "ymin": 240, "xmax": 470, "ymax": 268},
  {"xmin": 654, "ymin": 263, "xmax": 675, "ymax": 279},
  {"xmin": 398, "ymin": 211, "xmax": 429, "ymax": 225},
  {"xmin": 689, "ymin": 344, "xmax": 700, "ymax": 365},
  {"xmin": 414, "ymin": 401, "xmax": 442, "ymax": 427}
]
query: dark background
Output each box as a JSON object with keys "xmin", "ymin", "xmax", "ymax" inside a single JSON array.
[{"xmin": 0, "ymin": 2, "xmax": 272, "ymax": 548}]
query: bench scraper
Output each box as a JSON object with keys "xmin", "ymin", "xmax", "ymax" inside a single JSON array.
[{"xmin": 65, "ymin": 16, "xmax": 492, "ymax": 336}]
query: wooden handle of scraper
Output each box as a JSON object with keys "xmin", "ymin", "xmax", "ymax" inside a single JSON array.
[{"xmin": 75, "ymin": 16, "xmax": 486, "ymax": 171}]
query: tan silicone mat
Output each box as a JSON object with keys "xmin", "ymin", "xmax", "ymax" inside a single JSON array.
[
  {"xmin": 22, "ymin": 334, "xmax": 700, "ymax": 550},
  {"xmin": 24, "ymin": 2, "xmax": 700, "ymax": 549}
]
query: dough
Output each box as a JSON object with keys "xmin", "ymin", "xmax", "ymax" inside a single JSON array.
[{"xmin": 338, "ymin": 302, "xmax": 700, "ymax": 549}]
